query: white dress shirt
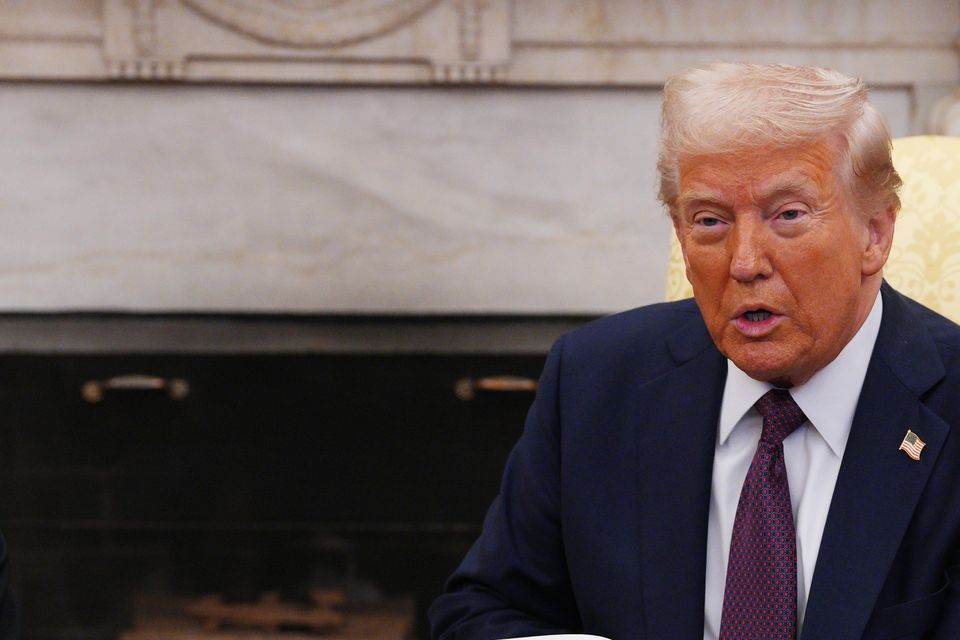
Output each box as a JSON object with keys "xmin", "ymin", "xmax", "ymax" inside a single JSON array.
[{"xmin": 703, "ymin": 293, "xmax": 883, "ymax": 640}]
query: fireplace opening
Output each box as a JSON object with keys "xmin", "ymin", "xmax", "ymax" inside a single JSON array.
[{"xmin": 0, "ymin": 314, "xmax": 588, "ymax": 639}]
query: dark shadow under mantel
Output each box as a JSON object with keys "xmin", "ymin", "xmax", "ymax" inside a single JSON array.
[{"xmin": 0, "ymin": 313, "xmax": 600, "ymax": 355}]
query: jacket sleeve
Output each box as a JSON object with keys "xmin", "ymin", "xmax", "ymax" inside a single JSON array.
[{"xmin": 428, "ymin": 336, "xmax": 582, "ymax": 640}]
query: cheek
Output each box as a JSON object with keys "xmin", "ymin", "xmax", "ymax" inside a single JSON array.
[
  {"xmin": 685, "ymin": 246, "xmax": 730, "ymax": 284},
  {"xmin": 687, "ymin": 262, "xmax": 731, "ymax": 316},
  {"xmin": 781, "ymin": 244, "xmax": 862, "ymax": 322}
]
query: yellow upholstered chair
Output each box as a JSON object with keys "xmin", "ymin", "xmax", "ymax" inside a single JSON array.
[{"xmin": 664, "ymin": 136, "xmax": 960, "ymax": 322}]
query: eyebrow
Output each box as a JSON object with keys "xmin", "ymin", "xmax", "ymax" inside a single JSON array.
[
  {"xmin": 753, "ymin": 175, "xmax": 819, "ymax": 204},
  {"xmin": 675, "ymin": 192, "xmax": 726, "ymax": 212},
  {"xmin": 676, "ymin": 175, "xmax": 819, "ymax": 210}
]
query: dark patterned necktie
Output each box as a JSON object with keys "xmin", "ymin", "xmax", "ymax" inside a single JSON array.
[{"xmin": 719, "ymin": 389, "xmax": 807, "ymax": 640}]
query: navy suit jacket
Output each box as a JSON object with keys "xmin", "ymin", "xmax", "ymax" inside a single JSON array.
[{"xmin": 430, "ymin": 283, "xmax": 960, "ymax": 640}]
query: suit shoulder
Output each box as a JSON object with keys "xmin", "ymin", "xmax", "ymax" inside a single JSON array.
[
  {"xmin": 904, "ymin": 297, "xmax": 960, "ymax": 349},
  {"xmin": 884, "ymin": 289, "xmax": 960, "ymax": 398},
  {"xmin": 903, "ymin": 299, "xmax": 960, "ymax": 382},
  {"xmin": 555, "ymin": 298, "xmax": 709, "ymax": 377},
  {"xmin": 567, "ymin": 298, "xmax": 701, "ymax": 344}
]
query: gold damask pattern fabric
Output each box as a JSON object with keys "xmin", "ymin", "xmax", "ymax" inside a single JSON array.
[
  {"xmin": 665, "ymin": 230, "xmax": 693, "ymax": 301},
  {"xmin": 885, "ymin": 136, "xmax": 960, "ymax": 321},
  {"xmin": 664, "ymin": 136, "xmax": 960, "ymax": 322}
]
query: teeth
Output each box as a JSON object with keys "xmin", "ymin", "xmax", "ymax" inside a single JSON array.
[{"xmin": 745, "ymin": 310, "xmax": 771, "ymax": 322}]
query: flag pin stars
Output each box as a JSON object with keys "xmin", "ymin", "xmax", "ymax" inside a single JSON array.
[{"xmin": 899, "ymin": 429, "xmax": 926, "ymax": 461}]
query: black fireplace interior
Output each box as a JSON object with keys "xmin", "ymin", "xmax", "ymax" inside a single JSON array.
[{"xmin": 0, "ymin": 314, "xmax": 590, "ymax": 640}]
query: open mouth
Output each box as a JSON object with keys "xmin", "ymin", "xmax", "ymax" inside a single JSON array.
[
  {"xmin": 734, "ymin": 306, "xmax": 781, "ymax": 337},
  {"xmin": 743, "ymin": 309, "xmax": 772, "ymax": 322}
]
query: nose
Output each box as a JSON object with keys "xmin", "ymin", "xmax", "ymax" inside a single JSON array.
[{"xmin": 728, "ymin": 217, "xmax": 773, "ymax": 282}]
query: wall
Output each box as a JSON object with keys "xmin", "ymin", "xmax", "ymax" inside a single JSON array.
[{"xmin": 2, "ymin": 0, "xmax": 958, "ymax": 313}]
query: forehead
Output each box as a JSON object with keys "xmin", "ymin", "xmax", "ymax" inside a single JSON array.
[{"xmin": 677, "ymin": 139, "xmax": 842, "ymax": 204}]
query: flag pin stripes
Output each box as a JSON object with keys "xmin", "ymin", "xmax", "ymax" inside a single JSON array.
[{"xmin": 899, "ymin": 429, "xmax": 926, "ymax": 461}]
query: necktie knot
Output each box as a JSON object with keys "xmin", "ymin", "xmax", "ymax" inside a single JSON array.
[{"xmin": 755, "ymin": 389, "xmax": 807, "ymax": 445}]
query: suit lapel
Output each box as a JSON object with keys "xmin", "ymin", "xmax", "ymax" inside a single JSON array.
[
  {"xmin": 801, "ymin": 284, "xmax": 950, "ymax": 640},
  {"xmin": 636, "ymin": 314, "xmax": 726, "ymax": 639}
]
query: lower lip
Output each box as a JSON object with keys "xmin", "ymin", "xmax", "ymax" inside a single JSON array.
[{"xmin": 734, "ymin": 313, "xmax": 782, "ymax": 337}]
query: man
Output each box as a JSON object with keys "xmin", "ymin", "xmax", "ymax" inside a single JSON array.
[{"xmin": 429, "ymin": 62, "xmax": 960, "ymax": 640}]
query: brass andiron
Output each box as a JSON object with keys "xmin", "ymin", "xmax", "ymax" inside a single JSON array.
[
  {"xmin": 81, "ymin": 375, "xmax": 190, "ymax": 403},
  {"xmin": 454, "ymin": 376, "xmax": 538, "ymax": 401}
]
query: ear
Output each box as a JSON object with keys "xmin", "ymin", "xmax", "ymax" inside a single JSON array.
[{"xmin": 862, "ymin": 204, "xmax": 897, "ymax": 277}]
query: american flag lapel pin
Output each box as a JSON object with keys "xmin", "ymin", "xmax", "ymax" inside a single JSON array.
[{"xmin": 899, "ymin": 429, "xmax": 926, "ymax": 461}]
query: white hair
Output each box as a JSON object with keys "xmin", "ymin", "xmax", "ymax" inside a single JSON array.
[{"xmin": 657, "ymin": 62, "xmax": 901, "ymax": 215}]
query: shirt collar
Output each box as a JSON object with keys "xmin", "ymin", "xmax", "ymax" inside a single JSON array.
[{"xmin": 717, "ymin": 292, "xmax": 883, "ymax": 456}]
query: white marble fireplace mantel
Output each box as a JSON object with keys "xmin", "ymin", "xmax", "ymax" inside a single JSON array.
[{"xmin": 0, "ymin": 0, "xmax": 955, "ymax": 313}]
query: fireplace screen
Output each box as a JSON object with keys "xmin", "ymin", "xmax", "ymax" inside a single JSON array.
[{"xmin": 0, "ymin": 345, "xmax": 551, "ymax": 640}]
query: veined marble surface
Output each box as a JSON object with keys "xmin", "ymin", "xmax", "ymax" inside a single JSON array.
[{"xmin": 1, "ymin": 84, "xmax": 909, "ymax": 313}]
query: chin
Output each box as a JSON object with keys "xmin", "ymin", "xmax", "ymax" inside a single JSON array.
[
  {"xmin": 737, "ymin": 363, "xmax": 791, "ymax": 385},
  {"xmin": 724, "ymin": 344, "xmax": 796, "ymax": 385}
]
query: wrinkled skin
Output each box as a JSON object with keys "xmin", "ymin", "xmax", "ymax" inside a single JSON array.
[{"xmin": 672, "ymin": 138, "xmax": 896, "ymax": 387}]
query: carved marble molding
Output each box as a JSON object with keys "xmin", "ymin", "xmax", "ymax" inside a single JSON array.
[
  {"xmin": 0, "ymin": 0, "xmax": 956, "ymax": 88},
  {"xmin": 178, "ymin": 0, "xmax": 441, "ymax": 48},
  {"xmin": 96, "ymin": 0, "xmax": 510, "ymax": 83}
]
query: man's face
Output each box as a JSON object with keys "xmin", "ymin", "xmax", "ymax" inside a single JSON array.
[{"xmin": 673, "ymin": 139, "xmax": 891, "ymax": 387}]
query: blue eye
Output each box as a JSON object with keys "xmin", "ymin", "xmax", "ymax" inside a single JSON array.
[
  {"xmin": 701, "ymin": 217, "xmax": 719, "ymax": 227},
  {"xmin": 781, "ymin": 209, "xmax": 801, "ymax": 220}
]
